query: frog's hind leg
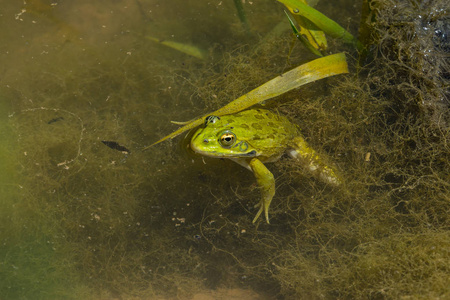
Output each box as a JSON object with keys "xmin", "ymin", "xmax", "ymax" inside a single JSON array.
[{"xmin": 288, "ymin": 137, "xmax": 341, "ymax": 186}]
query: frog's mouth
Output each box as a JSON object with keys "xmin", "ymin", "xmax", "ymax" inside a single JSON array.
[{"xmin": 190, "ymin": 141, "xmax": 257, "ymax": 158}]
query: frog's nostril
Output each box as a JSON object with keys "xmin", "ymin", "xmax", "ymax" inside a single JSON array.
[{"xmin": 203, "ymin": 139, "xmax": 209, "ymax": 144}]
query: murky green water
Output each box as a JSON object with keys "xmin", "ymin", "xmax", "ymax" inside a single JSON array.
[{"xmin": 1, "ymin": 1, "xmax": 449, "ymax": 299}]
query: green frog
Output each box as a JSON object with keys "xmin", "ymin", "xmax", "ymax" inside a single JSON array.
[{"xmin": 190, "ymin": 108, "xmax": 340, "ymax": 224}]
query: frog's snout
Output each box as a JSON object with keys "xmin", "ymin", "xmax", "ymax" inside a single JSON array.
[{"xmin": 190, "ymin": 134, "xmax": 208, "ymax": 154}]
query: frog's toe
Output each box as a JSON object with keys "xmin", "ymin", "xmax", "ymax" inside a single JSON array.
[
  {"xmin": 252, "ymin": 205, "xmax": 264, "ymax": 223},
  {"xmin": 249, "ymin": 158, "xmax": 275, "ymax": 224},
  {"xmin": 252, "ymin": 200, "xmax": 270, "ymax": 224}
]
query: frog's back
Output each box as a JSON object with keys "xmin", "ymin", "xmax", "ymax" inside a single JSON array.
[{"xmin": 227, "ymin": 109, "xmax": 299, "ymax": 159}]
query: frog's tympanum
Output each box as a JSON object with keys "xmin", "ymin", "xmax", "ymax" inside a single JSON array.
[{"xmin": 190, "ymin": 109, "xmax": 340, "ymax": 224}]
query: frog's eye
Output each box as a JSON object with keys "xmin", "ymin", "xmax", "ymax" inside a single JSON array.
[
  {"xmin": 219, "ymin": 131, "xmax": 236, "ymax": 148},
  {"xmin": 205, "ymin": 115, "xmax": 220, "ymax": 126}
]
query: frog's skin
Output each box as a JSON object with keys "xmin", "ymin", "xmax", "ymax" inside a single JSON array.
[{"xmin": 190, "ymin": 109, "xmax": 340, "ymax": 224}]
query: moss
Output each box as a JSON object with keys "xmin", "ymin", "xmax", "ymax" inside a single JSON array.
[{"xmin": 342, "ymin": 232, "xmax": 450, "ymax": 298}]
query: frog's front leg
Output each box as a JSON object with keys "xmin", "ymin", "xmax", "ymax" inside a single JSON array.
[{"xmin": 249, "ymin": 158, "xmax": 275, "ymax": 224}]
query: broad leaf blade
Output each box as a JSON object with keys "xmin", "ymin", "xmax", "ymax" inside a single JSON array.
[{"xmin": 144, "ymin": 53, "xmax": 348, "ymax": 149}]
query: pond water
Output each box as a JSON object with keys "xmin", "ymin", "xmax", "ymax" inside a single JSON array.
[{"xmin": 1, "ymin": 0, "xmax": 449, "ymax": 299}]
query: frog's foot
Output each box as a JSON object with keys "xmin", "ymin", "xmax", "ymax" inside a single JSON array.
[
  {"xmin": 289, "ymin": 137, "xmax": 341, "ymax": 186},
  {"xmin": 249, "ymin": 158, "xmax": 275, "ymax": 224}
]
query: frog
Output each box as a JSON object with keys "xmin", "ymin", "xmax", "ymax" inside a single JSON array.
[{"xmin": 190, "ymin": 108, "xmax": 340, "ymax": 224}]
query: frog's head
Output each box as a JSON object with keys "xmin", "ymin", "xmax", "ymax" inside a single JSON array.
[{"xmin": 190, "ymin": 115, "xmax": 257, "ymax": 158}]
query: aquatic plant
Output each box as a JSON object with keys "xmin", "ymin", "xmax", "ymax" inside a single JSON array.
[
  {"xmin": 145, "ymin": 53, "xmax": 348, "ymax": 148},
  {"xmin": 279, "ymin": 0, "xmax": 362, "ymax": 54}
]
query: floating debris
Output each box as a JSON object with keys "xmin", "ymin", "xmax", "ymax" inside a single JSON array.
[
  {"xmin": 101, "ymin": 141, "xmax": 130, "ymax": 154},
  {"xmin": 47, "ymin": 116, "xmax": 64, "ymax": 124},
  {"xmin": 145, "ymin": 36, "xmax": 207, "ymax": 60}
]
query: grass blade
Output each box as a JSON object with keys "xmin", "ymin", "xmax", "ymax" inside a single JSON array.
[
  {"xmin": 144, "ymin": 53, "xmax": 348, "ymax": 149},
  {"xmin": 277, "ymin": 0, "xmax": 362, "ymax": 50}
]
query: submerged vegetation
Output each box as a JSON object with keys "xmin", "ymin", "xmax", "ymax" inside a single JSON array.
[{"xmin": 1, "ymin": 0, "xmax": 449, "ymax": 299}]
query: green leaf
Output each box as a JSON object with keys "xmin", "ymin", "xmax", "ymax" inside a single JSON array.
[
  {"xmin": 144, "ymin": 53, "xmax": 349, "ymax": 149},
  {"xmin": 284, "ymin": 10, "xmax": 324, "ymax": 56},
  {"xmin": 277, "ymin": 0, "xmax": 362, "ymax": 50}
]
